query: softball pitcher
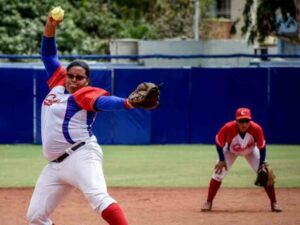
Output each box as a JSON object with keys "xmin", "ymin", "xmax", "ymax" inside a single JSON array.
[
  {"xmin": 201, "ymin": 108, "xmax": 282, "ymax": 212},
  {"xmin": 27, "ymin": 9, "xmax": 158, "ymax": 225}
]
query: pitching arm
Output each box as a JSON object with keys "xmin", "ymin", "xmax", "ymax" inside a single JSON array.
[
  {"xmin": 41, "ymin": 37, "xmax": 60, "ymax": 78},
  {"xmin": 41, "ymin": 12, "xmax": 63, "ymax": 79}
]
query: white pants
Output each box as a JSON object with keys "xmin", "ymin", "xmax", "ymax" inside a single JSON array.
[
  {"xmin": 27, "ymin": 141, "xmax": 116, "ymax": 225},
  {"xmin": 212, "ymin": 146, "xmax": 261, "ymax": 182}
]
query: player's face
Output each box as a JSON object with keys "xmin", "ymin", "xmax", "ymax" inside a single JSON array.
[
  {"xmin": 237, "ymin": 119, "xmax": 251, "ymax": 133},
  {"xmin": 66, "ymin": 66, "xmax": 89, "ymax": 93}
]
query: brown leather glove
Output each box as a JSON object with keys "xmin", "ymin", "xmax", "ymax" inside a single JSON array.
[
  {"xmin": 255, "ymin": 162, "xmax": 276, "ymax": 187},
  {"xmin": 128, "ymin": 82, "xmax": 160, "ymax": 109}
]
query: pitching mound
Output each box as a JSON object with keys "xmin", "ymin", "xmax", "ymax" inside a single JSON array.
[{"xmin": 0, "ymin": 188, "xmax": 299, "ymax": 225}]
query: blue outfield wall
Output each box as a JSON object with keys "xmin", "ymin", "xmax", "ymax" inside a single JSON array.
[
  {"xmin": 1, "ymin": 66, "xmax": 300, "ymax": 144},
  {"xmin": 190, "ymin": 68, "xmax": 269, "ymax": 144},
  {"xmin": 0, "ymin": 68, "xmax": 34, "ymax": 143},
  {"xmin": 113, "ymin": 68, "xmax": 191, "ymax": 144},
  {"xmin": 268, "ymin": 68, "xmax": 300, "ymax": 144}
]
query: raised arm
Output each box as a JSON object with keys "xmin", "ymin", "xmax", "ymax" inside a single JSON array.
[{"xmin": 41, "ymin": 14, "xmax": 62, "ymax": 77}]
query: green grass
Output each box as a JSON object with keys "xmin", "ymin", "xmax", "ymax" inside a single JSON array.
[{"xmin": 0, "ymin": 144, "xmax": 299, "ymax": 188}]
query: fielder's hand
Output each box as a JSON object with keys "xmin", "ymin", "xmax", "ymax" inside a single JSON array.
[
  {"xmin": 255, "ymin": 162, "xmax": 276, "ymax": 187},
  {"xmin": 214, "ymin": 160, "xmax": 227, "ymax": 174}
]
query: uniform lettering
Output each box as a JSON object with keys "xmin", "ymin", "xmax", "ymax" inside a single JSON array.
[{"xmin": 43, "ymin": 94, "xmax": 60, "ymax": 106}]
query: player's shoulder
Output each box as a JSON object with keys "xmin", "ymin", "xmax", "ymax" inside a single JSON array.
[
  {"xmin": 223, "ymin": 120, "xmax": 237, "ymax": 129},
  {"xmin": 248, "ymin": 121, "xmax": 265, "ymax": 143},
  {"xmin": 48, "ymin": 65, "xmax": 67, "ymax": 89},
  {"xmin": 248, "ymin": 121, "xmax": 264, "ymax": 137},
  {"xmin": 219, "ymin": 120, "xmax": 237, "ymax": 133},
  {"xmin": 72, "ymin": 86, "xmax": 110, "ymax": 111},
  {"xmin": 249, "ymin": 121, "xmax": 263, "ymax": 130}
]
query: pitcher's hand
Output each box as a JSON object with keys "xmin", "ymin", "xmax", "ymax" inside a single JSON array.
[{"xmin": 46, "ymin": 13, "xmax": 62, "ymax": 27}]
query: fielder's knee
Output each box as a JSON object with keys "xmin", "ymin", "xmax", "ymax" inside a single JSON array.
[{"xmin": 212, "ymin": 174, "xmax": 224, "ymax": 182}]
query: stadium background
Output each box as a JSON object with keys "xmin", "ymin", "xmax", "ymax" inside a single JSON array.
[
  {"xmin": 1, "ymin": 1, "xmax": 299, "ymax": 224},
  {"xmin": 1, "ymin": 65, "xmax": 300, "ymax": 145}
]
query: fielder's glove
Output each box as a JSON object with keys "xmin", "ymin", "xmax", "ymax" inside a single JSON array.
[
  {"xmin": 128, "ymin": 82, "xmax": 160, "ymax": 109},
  {"xmin": 255, "ymin": 162, "xmax": 276, "ymax": 187}
]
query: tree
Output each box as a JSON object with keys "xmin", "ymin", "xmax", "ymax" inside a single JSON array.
[
  {"xmin": 241, "ymin": 0, "xmax": 298, "ymax": 44},
  {"xmin": 0, "ymin": 0, "xmax": 215, "ymax": 57}
]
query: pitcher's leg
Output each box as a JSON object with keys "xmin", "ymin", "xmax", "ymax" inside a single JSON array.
[
  {"xmin": 70, "ymin": 146, "xmax": 128, "ymax": 224},
  {"xmin": 27, "ymin": 164, "xmax": 73, "ymax": 225},
  {"xmin": 102, "ymin": 203, "xmax": 128, "ymax": 225}
]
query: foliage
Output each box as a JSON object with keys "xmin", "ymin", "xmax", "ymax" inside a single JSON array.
[
  {"xmin": 0, "ymin": 0, "xmax": 214, "ymax": 56},
  {"xmin": 241, "ymin": 0, "xmax": 298, "ymax": 44}
]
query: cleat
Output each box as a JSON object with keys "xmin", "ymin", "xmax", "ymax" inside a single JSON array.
[
  {"xmin": 201, "ymin": 201, "xmax": 212, "ymax": 212},
  {"xmin": 271, "ymin": 202, "xmax": 283, "ymax": 212}
]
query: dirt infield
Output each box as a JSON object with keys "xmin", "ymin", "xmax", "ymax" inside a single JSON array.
[{"xmin": 0, "ymin": 188, "xmax": 299, "ymax": 225}]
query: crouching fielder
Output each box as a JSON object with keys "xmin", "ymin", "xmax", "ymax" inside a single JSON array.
[{"xmin": 201, "ymin": 108, "xmax": 282, "ymax": 213}]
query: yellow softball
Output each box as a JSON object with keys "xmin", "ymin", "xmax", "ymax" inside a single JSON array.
[{"xmin": 51, "ymin": 6, "xmax": 64, "ymax": 21}]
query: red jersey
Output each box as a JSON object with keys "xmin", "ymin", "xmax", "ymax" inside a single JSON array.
[{"xmin": 215, "ymin": 121, "xmax": 265, "ymax": 156}]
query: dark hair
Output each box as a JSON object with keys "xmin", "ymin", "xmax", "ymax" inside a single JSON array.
[{"xmin": 67, "ymin": 60, "xmax": 90, "ymax": 77}]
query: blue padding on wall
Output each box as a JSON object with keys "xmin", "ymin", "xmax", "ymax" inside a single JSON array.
[
  {"xmin": 150, "ymin": 68, "xmax": 191, "ymax": 144},
  {"xmin": 113, "ymin": 68, "xmax": 152, "ymax": 144},
  {"xmin": 89, "ymin": 69, "xmax": 113, "ymax": 144},
  {"xmin": 0, "ymin": 68, "xmax": 34, "ymax": 143},
  {"xmin": 268, "ymin": 68, "xmax": 300, "ymax": 144},
  {"xmin": 113, "ymin": 68, "xmax": 190, "ymax": 144},
  {"xmin": 3, "ymin": 66, "xmax": 300, "ymax": 145},
  {"xmin": 35, "ymin": 69, "xmax": 49, "ymax": 144},
  {"xmin": 35, "ymin": 68, "xmax": 113, "ymax": 144},
  {"xmin": 190, "ymin": 68, "xmax": 269, "ymax": 144}
]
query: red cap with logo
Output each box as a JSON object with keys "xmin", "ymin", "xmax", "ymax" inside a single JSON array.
[{"xmin": 235, "ymin": 108, "xmax": 252, "ymax": 120}]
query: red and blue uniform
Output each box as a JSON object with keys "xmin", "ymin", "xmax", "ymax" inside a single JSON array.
[
  {"xmin": 40, "ymin": 36, "xmax": 131, "ymax": 161},
  {"xmin": 27, "ymin": 36, "xmax": 132, "ymax": 225}
]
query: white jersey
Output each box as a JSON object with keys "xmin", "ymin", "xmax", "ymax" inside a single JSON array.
[{"xmin": 41, "ymin": 65, "xmax": 108, "ymax": 161}]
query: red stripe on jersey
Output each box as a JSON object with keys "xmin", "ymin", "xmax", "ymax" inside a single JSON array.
[
  {"xmin": 47, "ymin": 65, "xmax": 66, "ymax": 89},
  {"xmin": 73, "ymin": 86, "xmax": 109, "ymax": 111},
  {"xmin": 124, "ymin": 99, "xmax": 134, "ymax": 109},
  {"xmin": 216, "ymin": 121, "xmax": 265, "ymax": 148}
]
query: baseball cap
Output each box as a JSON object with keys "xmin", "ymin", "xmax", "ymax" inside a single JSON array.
[{"xmin": 235, "ymin": 108, "xmax": 252, "ymax": 120}]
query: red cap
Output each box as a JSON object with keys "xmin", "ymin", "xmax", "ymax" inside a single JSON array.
[{"xmin": 235, "ymin": 108, "xmax": 252, "ymax": 120}]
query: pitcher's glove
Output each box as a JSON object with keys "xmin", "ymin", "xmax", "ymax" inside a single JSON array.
[
  {"xmin": 128, "ymin": 82, "xmax": 160, "ymax": 109},
  {"xmin": 255, "ymin": 162, "xmax": 276, "ymax": 187}
]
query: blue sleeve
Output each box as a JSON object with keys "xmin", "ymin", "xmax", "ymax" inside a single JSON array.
[
  {"xmin": 259, "ymin": 146, "xmax": 266, "ymax": 164},
  {"xmin": 41, "ymin": 36, "xmax": 60, "ymax": 77},
  {"xmin": 216, "ymin": 144, "xmax": 225, "ymax": 161},
  {"xmin": 94, "ymin": 96, "xmax": 128, "ymax": 111}
]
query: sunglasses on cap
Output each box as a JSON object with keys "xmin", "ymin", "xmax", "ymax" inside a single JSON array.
[
  {"xmin": 237, "ymin": 119, "xmax": 251, "ymax": 124},
  {"xmin": 67, "ymin": 73, "xmax": 87, "ymax": 81}
]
